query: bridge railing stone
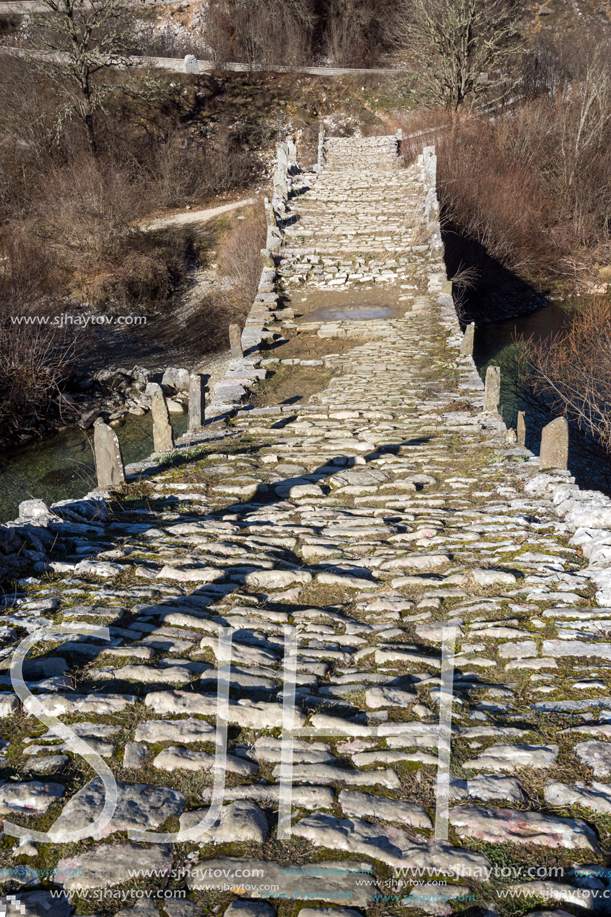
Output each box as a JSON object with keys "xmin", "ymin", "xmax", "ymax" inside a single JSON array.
[
  {"xmin": 314, "ymin": 127, "xmax": 325, "ymax": 172},
  {"xmin": 93, "ymin": 420, "xmax": 125, "ymax": 489}
]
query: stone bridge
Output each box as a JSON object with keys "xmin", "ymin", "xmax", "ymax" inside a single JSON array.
[{"xmin": 3, "ymin": 134, "xmax": 611, "ymax": 917}]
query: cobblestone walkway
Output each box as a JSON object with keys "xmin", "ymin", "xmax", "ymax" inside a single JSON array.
[{"xmin": 2, "ymin": 136, "xmax": 611, "ymax": 917}]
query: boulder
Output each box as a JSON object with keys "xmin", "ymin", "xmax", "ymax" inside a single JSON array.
[
  {"xmin": 162, "ymin": 367, "xmax": 190, "ymax": 392},
  {"xmin": 18, "ymin": 499, "xmax": 59, "ymax": 525}
]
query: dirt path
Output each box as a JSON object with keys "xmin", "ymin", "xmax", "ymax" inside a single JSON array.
[
  {"xmin": 81, "ymin": 196, "xmax": 254, "ymax": 376},
  {"xmin": 142, "ymin": 196, "xmax": 257, "ymax": 231}
]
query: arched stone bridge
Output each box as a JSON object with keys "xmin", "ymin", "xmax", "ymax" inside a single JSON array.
[{"xmin": 2, "ymin": 133, "xmax": 611, "ymax": 917}]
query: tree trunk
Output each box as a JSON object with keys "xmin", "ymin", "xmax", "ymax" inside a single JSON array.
[{"xmin": 84, "ymin": 110, "xmax": 96, "ymax": 154}]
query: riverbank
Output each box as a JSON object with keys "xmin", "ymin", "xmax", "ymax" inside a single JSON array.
[{"xmin": 0, "ymin": 349, "xmax": 238, "ymax": 523}]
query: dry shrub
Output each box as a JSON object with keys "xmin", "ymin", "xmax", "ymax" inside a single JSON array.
[
  {"xmin": 0, "ymin": 233, "xmax": 86, "ymax": 430},
  {"xmin": 0, "ymin": 315, "xmax": 77, "ymax": 432},
  {"xmin": 329, "ymin": 0, "xmax": 401, "ymax": 67},
  {"xmin": 205, "ymin": 0, "xmax": 400, "ymax": 68},
  {"xmin": 0, "ymin": 231, "xmax": 63, "ymax": 300},
  {"xmin": 437, "ymin": 118, "xmax": 561, "ymax": 284},
  {"xmin": 217, "ymin": 205, "xmax": 267, "ymax": 309},
  {"xmin": 153, "ymin": 134, "xmax": 203, "ymax": 209},
  {"xmin": 151, "ymin": 127, "xmax": 258, "ymax": 210},
  {"xmin": 37, "ymin": 155, "xmax": 143, "ymax": 254},
  {"xmin": 88, "ymin": 255, "xmax": 169, "ymax": 307},
  {"xmin": 528, "ymin": 296, "xmax": 611, "ymax": 455},
  {"xmin": 0, "ymin": 54, "xmax": 60, "ymax": 219},
  {"xmin": 398, "ymin": 109, "xmax": 454, "ymax": 164},
  {"xmin": 82, "ymin": 228, "xmax": 194, "ymax": 308},
  {"xmin": 188, "ymin": 205, "xmax": 266, "ymax": 351},
  {"xmin": 325, "ymin": 0, "xmax": 397, "ymax": 67},
  {"xmin": 32, "ymin": 156, "xmax": 195, "ymax": 307},
  {"xmin": 0, "ymin": 289, "xmax": 82, "ymax": 432},
  {"xmin": 205, "ymin": 0, "xmax": 315, "ymax": 68},
  {"xmin": 432, "ymin": 37, "xmax": 611, "ymax": 300}
]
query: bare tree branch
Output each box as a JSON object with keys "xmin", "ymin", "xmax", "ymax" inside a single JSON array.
[
  {"xmin": 23, "ymin": 0, "xmax": 138, "ymax": 151},
  {"xmin": 394, "ymin": 0, "xmax": 525, "ymax": 110}
]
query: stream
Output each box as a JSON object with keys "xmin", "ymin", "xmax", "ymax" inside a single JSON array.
[{"xmin": 0, "ymin": 412, "xmax": 189, "ymax": 524}]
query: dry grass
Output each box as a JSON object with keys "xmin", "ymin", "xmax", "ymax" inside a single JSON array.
[
  {"xmin": 527, "ymin": 294, "xmax": 611, "ymax": 456},
  {"xmin": 186, "ymin": 206, "xmax": 267, "ymax": 352},
  {"xmin": 217, "ymin": 204, "xmax": 268, "ymax": 310}
]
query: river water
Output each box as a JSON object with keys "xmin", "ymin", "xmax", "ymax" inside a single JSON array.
[
  {"xmin": 0, "ymin": 412, "xmax": 189, "ymax": 524},
  {"xmin": 473, "ymin": 301, "xmax": 573, "ymax": 432}
]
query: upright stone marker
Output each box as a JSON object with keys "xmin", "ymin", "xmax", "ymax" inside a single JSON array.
[
  {"xmin": 273, "ymin": 170, "xmax": 288, "ymax": 202},
  {"xmin": 540, "ymin": 416, "xmax": 569, "ymax": 470},
  {"xmin": 517, "ymin": 411, "xmax": 526, "ymax": 446},
  {"xmin": 264, "ymin": 197, "xmax": 276, "ymax": 227},
  {"xmin": 287, "ymin": 136, "xmax": 297, "ymax": 169},
  {"xmin": 484, "ymin": 366, "xmax": 501, "ymax": 412},
  {"xmin": 184, "ymin": 54, "xmax": 199, "ymax": 74},
  {"xmin": 188, "ymin": 373, "xmax": 205, "ymax": 431},
  {"xmin": 460, "ymin": 322, "xmax": 475, "ymax": 357},
  {"xmin": 423, "ymin": 145, "xmax": 437, "ymax": 189},
  {"xmin": 149, "ymin": 383, "xmax": 174, "ymax": 453},
  {"xmin": 315, "ymin": 128, "xmax": 325, "ymax": 171},
  {"xmin": 424, "ymin": 188, "xmax": 439, "ymax": 222},
  {"xmin": 229, "ymin": 324, "xmax": 243, "ymax": 359},
  {"xmin": 94, "ymin": 421, "xmax": 125, "ymax": 490},
  {"xmin": 276, "ymin": 142, "xmax": 289, "ymax": 172}
]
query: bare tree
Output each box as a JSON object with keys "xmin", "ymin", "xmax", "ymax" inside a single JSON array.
[
  {"xmin": 395, "ymin": 0, "xmax": 525, "ymax": 110},
  {"xmin": 326, "ymin": 0, "xmax": 400, "ymax": 67},
  {"xmin": 205, "ymin": 0, "xmax": 315, "ymax": 70},
  {"xmin": 25, "ymin": 0, "xmax": 137, "ymax": 151}
]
